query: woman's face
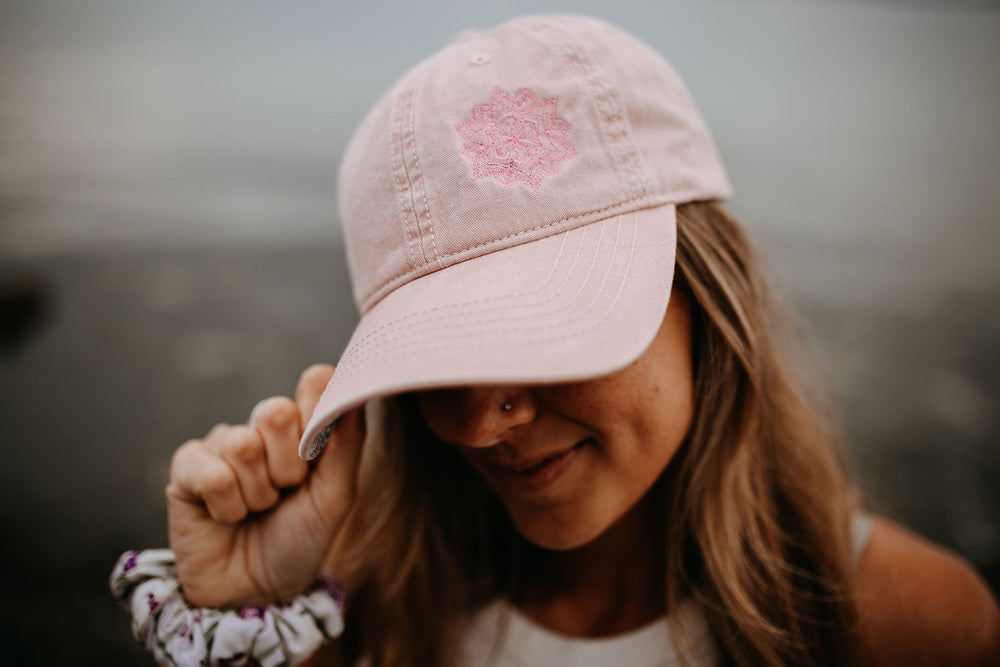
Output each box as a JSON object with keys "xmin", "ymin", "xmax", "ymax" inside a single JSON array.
[{"xmin": 416, "ymin": 288, "xmax": 695, "ymax": 551}]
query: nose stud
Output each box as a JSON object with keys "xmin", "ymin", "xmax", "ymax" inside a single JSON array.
[{"xmin": 501, "ymin": 401, "xmax": 513, "ymax": 412}]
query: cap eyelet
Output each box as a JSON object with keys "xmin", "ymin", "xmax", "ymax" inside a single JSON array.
[{"xmin": 470, "ymin": 53, "xmax": 491, "ymax": 66}]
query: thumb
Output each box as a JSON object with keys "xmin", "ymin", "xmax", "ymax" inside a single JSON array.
[{"xmin": 305, "ymin": 406, "xmax": 366, "ymax": 524}]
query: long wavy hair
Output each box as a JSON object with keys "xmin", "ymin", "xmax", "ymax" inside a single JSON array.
[{"xmin": 322, "ymin": 201, "xmax": 860, "ymax": 666}]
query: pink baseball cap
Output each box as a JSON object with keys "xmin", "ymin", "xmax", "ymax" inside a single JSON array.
[{"xmin": 300, "ymin": 14, "xmax": 731, "ymax": 459}]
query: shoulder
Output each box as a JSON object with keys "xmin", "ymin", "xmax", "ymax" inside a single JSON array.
[{"xmin": 853, "ymin": 515, "xmax": 1000, "ymax": 666}]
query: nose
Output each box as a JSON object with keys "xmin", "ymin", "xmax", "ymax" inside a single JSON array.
[{"xmin": 417, "ymin": 385, "xmax": 537, "ymax": 448}]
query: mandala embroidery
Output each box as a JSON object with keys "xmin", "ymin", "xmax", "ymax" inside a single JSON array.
[{"xmin": 456, "ymin": 87, "xmax": 575, "ymax": 191}]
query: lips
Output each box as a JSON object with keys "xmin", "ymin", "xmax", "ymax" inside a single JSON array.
[
  {"xmin": 489, "ymin": 449, "xmax": 574, "ymax": 474},
  {"xmin": 482, "ymin": 438, "xmax": 591, "ymax": 494}
]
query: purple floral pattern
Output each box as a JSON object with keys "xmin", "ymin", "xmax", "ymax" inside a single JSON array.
[
  {"xmin": 110, "ymin": 549, "xmax": 344, "ymax": 666},
  {"xmin": 237, "ymin": 605, "xmax": 266, "ymax": 620},
  {"xmin": 122, "ymin": 550, "xmax": 140, "ymax": 572}
]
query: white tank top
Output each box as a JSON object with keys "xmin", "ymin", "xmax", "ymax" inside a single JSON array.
[{"xmin": 457, "ymin": 513, "xmax": 875, "ymax": 667}]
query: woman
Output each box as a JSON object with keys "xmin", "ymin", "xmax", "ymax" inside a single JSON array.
[{"xmin": 113, "ymin": 14, "xmax": 1000, "ymax": 666}]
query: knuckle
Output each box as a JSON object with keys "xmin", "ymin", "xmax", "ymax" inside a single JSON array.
[
  {"xmin": 164, "ymin": 482, "xmax": 184, "ymax": 502},
  {"xmin": 200, "ymin": 464, "xmax": 237, "ymax": 498},
  {"xmin": 227, "ymin": 424, "xmax": 256, "ymax": 440},
  {"xmin": 224, "ymin": 426, "xmax": 264, "ymax": 463},
  {"xmin": 206, "ymin": 423, "xmax": 230, "ymax": 439},
  {"xmin": 255, "ymin": 396, "xmax": 299, "ymax": 430},
  {"xmin": 169, "ymin": 440, "xmax": 201, "ymax": 477}
]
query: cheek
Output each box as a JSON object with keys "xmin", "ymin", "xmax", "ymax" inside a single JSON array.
[
  {"xmin": 595, "ymin": 371, "xmax": 693, "ymax": 453},
  {"xmin": 637, "ymin": 337, "xmax": 695, "ymax": 458},
  {"xmin": 592, "ymin": 372, "xmax": 693, "ymax": 506},
  {"xmin": 650, "ymin": 379, "xmax": 694, "ymax": 448}
]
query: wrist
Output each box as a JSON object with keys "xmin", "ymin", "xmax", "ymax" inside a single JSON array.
[{"xmin": 110, "ymin": 549, "xmax": 344, "ymax": 667}]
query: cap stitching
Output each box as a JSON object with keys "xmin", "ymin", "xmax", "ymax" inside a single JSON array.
[
  {"xmin": 341, "ymin": 231, "xmax": 578, "ymax": 363},
  {"xmin": 306, "ymin": 215, "xmax": 650, "ymax": 445},
  {"xmin": 329, "ymin": 215, "xmax": 640, "ymax": 394},
  {"xmin": 360, "ymin": 191, "xmax": 669, "ymax": 312},
  {"xmin": 340, "ymin": 227, "xmax": 606, "ymax": 372},
  {"xmin": 338, "ymin": 216, "xmax": 629, "ymax": 376},
  {"xmin": 400, "ymin": 81, "xmax": 431, "ymax": 266},
  {"xmin": 407, "ymin": 77, "xmax": 441, "ymax": 266},
  {"xmin": 390, "ymin": 85, "xmax": 423, "ymax": 268},
  {"xmin": 531, "ymin": 19, "xmax": 648, "ymax": 203},
  {"xmin": 521, "ymin": 21, "xmax": 632, "ymax": 203},
  {"xmin": 455, "ymin": 87, "xmax": 576, "ymax": 191},
  {"xmin": 362, "ymin": 16, "xmax": 660, "ymax": 314},
  {"xmin": 340, "ymin": 225, "xmax": 587, "ymax": 367}
]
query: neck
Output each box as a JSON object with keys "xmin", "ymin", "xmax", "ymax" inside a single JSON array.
[{"xmin": 515, "ymin": 490, "xmax": 666, "ymax": 637}]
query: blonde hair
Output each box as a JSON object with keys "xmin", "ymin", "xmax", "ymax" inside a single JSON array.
[
  {"xmin": 328, "ymin": 201, "xmax": 859, "ymax": 667},
  {"xmin": 668, "ymin": 202, "xmax": 857, "ymax": 664}
]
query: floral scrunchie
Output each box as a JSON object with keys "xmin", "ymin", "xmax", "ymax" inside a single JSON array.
[{"xmin": 110, "ymin": 549, "xmax": 344, "ymax": 667}]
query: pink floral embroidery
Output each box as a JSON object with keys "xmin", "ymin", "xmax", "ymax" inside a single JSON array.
[{"xmin": 456, "ymin": 88, "xmax": 575, "ymax": 191}]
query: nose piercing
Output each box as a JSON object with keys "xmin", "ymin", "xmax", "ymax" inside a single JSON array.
[{"xmin": 501, "ymin": 401, "xmax": 513, "ymax": 412}]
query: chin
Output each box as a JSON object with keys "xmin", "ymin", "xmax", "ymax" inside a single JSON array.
[{"xmin": 508, "ymin": 509, "xmax": 608, "ymax": 551}]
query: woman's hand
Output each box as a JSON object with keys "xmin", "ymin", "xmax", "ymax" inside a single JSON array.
[{"xmin": 165, "ymin": 364, "xmax": 364, "ymax": 608}]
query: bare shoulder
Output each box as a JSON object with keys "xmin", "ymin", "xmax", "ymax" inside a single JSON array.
[{"xmin": 854, "ymin": 515, "xmax": 1000, "ymax": 666}]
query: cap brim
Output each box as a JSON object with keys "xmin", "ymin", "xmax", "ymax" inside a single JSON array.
[{"xmin": 299, "ymin": 203, "xmax": 676, "ymax": 459}]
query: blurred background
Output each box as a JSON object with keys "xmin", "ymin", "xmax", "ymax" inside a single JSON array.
[{"xmin": 1, "ymin": 0, "xmax": 998, "ymax": 663}]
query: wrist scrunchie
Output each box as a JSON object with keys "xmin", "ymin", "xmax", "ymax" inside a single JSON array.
[{"xmin": 110, "ymin": 549, "xmax": 344, "ymax": 667}]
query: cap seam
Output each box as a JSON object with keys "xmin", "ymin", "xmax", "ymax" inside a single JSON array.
[
  {"xmin": 340, "ymin": 216, "xmax": 634, "ymax": 375},
  {"xmin": 406, "ymin": 72, "xmax": 441, "ymax": 266},
  {"xmin": 528, "ymin": 18, "xmax": 649, "ymax": 204},
  {"xmin": 360, "ymin": 191, "xmax": 670, "ymax": 313},
  {"xmin": 341, "ymin": 226, "xmax": 591, "ymax": 368},
  {"xmin": 329, "ymin": 214, "xmax": 645, "ymax": 400},
  {"xmin": 390, "ymin": 83, "xmax": 424, "ymax": 269},
  {"xmin": 341, "ymin": 226, "xmax": 614, "ymax": 372},
  {"xmin": 314, "ymin": 14, "xmax": 728, "ymax": 454},
  {"xmin": 342, "ymin": 232, "xmax": 578, "ymax": 364}
]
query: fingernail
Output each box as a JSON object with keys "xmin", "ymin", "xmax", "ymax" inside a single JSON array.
[{"xmin": 305, "ymin": 420, "xmax": 337, "ymax": 459}]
